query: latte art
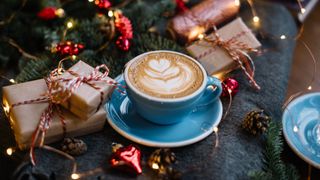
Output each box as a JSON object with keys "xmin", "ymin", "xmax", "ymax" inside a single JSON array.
[{"xmin": 128, "ymin": 52, "xmax": 204, "ymax": 98}]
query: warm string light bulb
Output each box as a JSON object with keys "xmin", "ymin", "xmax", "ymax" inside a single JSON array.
[
  {"xmin": 234, "ymin": 0, "xmax": 240, "ymax": 6},
  {"xmin": 108, "ymin": 10, "xmax": 114, "ymax": 17},
  {"xmin": 71, "ymin": 173, "xmax": 80, "ymax": 179},
  {"xmin": 301, "ymin": 8, "xmax": 306, "ymax": 14},
  {"xmin": 67, "ymin": 21, "xmax": 74, "ymax": 29},
  {"xmin": 6, "ymin": 147, "xmax": 15, "ymax": 156},
  {"xmin": 308, "ymin": 86, "xmax": 312, "ymax": 90},
  {"xmin": 55, "ymin": 8, "xmax": 65, "ymax": 18},
  {"xmin": 253, "ymin": 16, "xmax": 260, "ymax": 23},
  {"xmin": 88, "ymin": 0, "xmax": 94, "ymax": 2},
  {"xmin": 9, "ymin": 79, "xmax": 15, "ymax": 83},
  {"xmin": 198, "ymin": 33, "xmax": 204, "ymax": 40},
  {"xmin": 280, "ymin": 35, "xmax": 286, "ymax": 40},
  {"xmin": 152, "ymin": 163, "xmax": 159, "ymax": 169},
  {"xmin": 71, "ymin": 55, "xmax": 77, "ymax": 60}
]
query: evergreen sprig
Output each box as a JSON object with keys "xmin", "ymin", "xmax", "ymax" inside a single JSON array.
[
  {"xmin": 0, "ymin": 0, "xmax": 178, "ymax": 77},
  {"xmin": 249, "ymin": 122, "xmax": 300, "ymax": 180}
]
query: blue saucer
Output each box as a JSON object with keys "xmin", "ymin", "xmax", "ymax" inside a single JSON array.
[
  {"xmin": 283, "ymin": 92, "xmax": 320, "ymax": 168},
  {"xmin": 105, "ymin": 74, "xmax": 223, "ymax": 147}
]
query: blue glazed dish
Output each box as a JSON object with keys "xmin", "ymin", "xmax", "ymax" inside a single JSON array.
[
  {"xmin": 282, "ymin": 92, "xmax": 320, "ymax": 168},
  {"xmin": 105, "ymin": 74, "xmax": 223, "ymax": 147}
]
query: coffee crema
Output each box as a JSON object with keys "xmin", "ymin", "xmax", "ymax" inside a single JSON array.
[{"xmin": 127, "ymin": 52, "xmax": 204, "ymax": 98}]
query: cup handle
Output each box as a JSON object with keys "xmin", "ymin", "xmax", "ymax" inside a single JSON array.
[{"xmin": 194, "ymin": 76, "xmax": 222, "ymax": 111}]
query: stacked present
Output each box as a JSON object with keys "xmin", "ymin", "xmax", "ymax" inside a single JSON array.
[
  {"xmin": 2, "ymin": 61, "xmax": 115, "ymax": 150},
  {"xmin": 187, "ymin": 18, "xmax": 261, "ymax": 82}
]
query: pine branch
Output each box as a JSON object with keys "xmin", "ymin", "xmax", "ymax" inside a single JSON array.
[
  {"xmin": 15, "ymin": 57, "xmax": 54, "ymax": 83},
  {"xmin": 249, "ymin": 121, "xmax": 300, "ymax": 180},
  {"xmin": 123, "ymin": 0, "xmax": 175, "ymax": 32},
  {"xmin": 133, "ymin": 33, "xmax": 185, "ymax": 54}
]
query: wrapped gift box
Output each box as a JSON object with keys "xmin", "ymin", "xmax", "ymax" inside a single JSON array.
[
  {"xmin": 2, "ymin": 79, "xmax": 106, "ymax": 149},
  {"xmin": 168, "ymin": 0, "xmax": 240, "ymax": 43},
  {"xmin": 187, "ymin": 18, "xmax": 261, "ymax": 75},
  {"xmin": 58, "ymin": 61, "xmax": 114, "ymax": 119}
]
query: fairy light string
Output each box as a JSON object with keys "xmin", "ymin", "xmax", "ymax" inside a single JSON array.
[
  {"xmin": 2, "ymin": 0, "xmax": 318, "ymax": 178},
  {"xmin": 0, "ymin": 0, "xmax": 28, "ymax": 26},
  {"xmin": 247, "ymin": 0, "xmax": 317, "ymax": 178}
]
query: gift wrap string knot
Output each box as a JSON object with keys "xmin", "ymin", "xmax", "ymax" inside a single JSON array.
[
  {"xmin": 10, "ymin": 64, "xmax": 122, "ymax": 165},
  {"xmin": 197, "ymin": 29, "xmax": 260, "ymax": 90},
  {"xmin": 49, "ymin": 64, "xmax": 125, "ymax": 111}
]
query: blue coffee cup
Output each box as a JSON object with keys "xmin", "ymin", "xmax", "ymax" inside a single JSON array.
[{"xmin": 124, "ymin": 51, "xmax": 222, "ymax": 125}]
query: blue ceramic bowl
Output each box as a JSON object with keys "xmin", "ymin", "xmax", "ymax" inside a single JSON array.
[{"xmin": 282, "ymin": 92, "xmax": 320, "ymax": 168}]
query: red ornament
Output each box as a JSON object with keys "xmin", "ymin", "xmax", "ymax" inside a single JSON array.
[
  {"xmin": 110, "ymin": 144, "xmax": 142, "ymax": 174},
  {"xmin": 116, "ymin": 36, "xmax": 130, "ymax": 51},
  {"xmin": 54, "ymin": 41, "xmax": 85, "ymax": 56},
  {"xmin": 38, "ymin": 7, "xmax": 57, "ymax": 20},
  {"xmin": 175, "ymin": 0, "xmax": 188, "ymax": 13},
  {"xmin": 115, "ymin": 13, "xmax": 133, "ymax": 39},
  {"xmin": 95, "ymin": 0, "xmax": 111, "ymax": 10},
  {"xmin": 222, "ymin": 78, "xmax": 239, "ymax": 97},
  {"xmin": 114, "ymin": 12, "xmax": 133, "ymax": 51}
]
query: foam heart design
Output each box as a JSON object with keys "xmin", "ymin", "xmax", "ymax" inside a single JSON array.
[
  {"xmin": 141, "ymin": 60, "xmax": 194, "ymax": 94},
  {"xmin": 148, "ymin": 59, "xmax": 171, "ymax": 73}
]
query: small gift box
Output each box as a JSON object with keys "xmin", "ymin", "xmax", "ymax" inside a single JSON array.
[
  {"xmin": 168, "ymin": 0, "xmax": 240, "ymax": 43},
  {"xmin": 57, "ymin": 61, "xmax": 114, "ymax": 120},
  {"xmin": 187, "ymin": 18, "xmax": 261, "ymax": 76},
  {"xmin": 2, "ymin": 79, "xmax": 106, "ymax": 149}
]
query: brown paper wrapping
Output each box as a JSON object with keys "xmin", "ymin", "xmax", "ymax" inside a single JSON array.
[
  {"xmin": 186, "ymin": 18, "xmax": 261, "ymax": 75},
  {"xmin": 2, "ymin": 79, "xmax": 106, "ymax": 150},
  {"xmin": 58, "ymin": 61, "xmax": 114, "ymax": 119},
  {"xmin": 168, "ymin": 0, "xmax": 240, "ymax": 43}
]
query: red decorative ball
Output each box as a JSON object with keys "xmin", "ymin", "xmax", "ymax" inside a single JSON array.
[
  {"xmin": 95, "ymin": 0, "xmax": 111, "ymax": 10},
  {"xmin": 37, "ymin": 7, "xmax": 57, "ymax": 20},
  {"xmin": 222, "ymin": 78, "xmax": 239, "ymax": 97},
  {"xmin": 116, "ymin": 36, "xmax": 130, "ymax": 51},
  {"xmin": 110, "ymin": 144, "xmax": 142, "ymax": 174},
  {"xmin": 115, "ymin": 13, "xmax": 133, "ymax": 39},
  {"xmin": 55, "ymin": 41, "xmax": 85, "ymax": 56},
  {"xmin": 175, "ymin": 0, "xmax": 188, "ymax": 13}
]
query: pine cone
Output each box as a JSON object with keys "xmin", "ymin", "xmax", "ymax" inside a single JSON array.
[
  {"xmin": 242, "ymin": 110, "xmax": 271, "ymax": 135},
  {"xmin": 148, "ymin": 149, "xmax": 181, "ymax": 179},
  {"xmin": 61, "ymin": 138, "xmax": 87, "ymax": 156}
]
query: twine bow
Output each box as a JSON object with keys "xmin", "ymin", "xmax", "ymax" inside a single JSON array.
[
  {"xmin": 197, "ymin": 28, "xmax": 260, "ymax": 90},
  {"xmin": 10, "ymin": 63, "xmax": 124, "ymax": 165}
]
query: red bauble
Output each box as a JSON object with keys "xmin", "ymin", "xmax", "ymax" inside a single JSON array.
[
  {"xmin": 116, "ymin": 36, "xmax": 130, "ymax": 51},
  {"xmin": 110, "ymin": 145, "xmax": 142, "ymax": 174},
  {"xmin": 222, "ymin": 78, "xmax": 239, "ymax": 97},
  {"xmin": 115, "ymin": 13, "xmax": 133, "ymax": 39},
  {"xmin": 55, "ymin": 41, "xmax": 85, "ymax": 56},
  {"xmin": 95, "ymin": 0, "xmax": 111, "ymax": 10},
  {"xmin": 38, "ymin": 7, "xmax": 57, "ymax": 20},
  {"xmin": 175, "ymin": 0, "xmax": 188, "ymax": 13}
]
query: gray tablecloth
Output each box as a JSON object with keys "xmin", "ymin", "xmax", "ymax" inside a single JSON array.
[{"xmin": 1, "ymin": 1, "xmax": 298, "ymax": 180}]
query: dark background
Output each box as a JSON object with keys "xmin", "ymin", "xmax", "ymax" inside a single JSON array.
[{"xmin": 1, "ymin": 0, "xmax": 320, "ymax": 179}]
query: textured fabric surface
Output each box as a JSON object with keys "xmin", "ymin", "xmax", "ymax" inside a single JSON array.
[{"xmin": 0, "ymin": 1, "xmax": 298, "ymax": 180}]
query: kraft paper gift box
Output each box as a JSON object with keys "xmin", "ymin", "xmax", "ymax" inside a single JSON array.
[
  {"xmin": 2, "ymin": 79, "xmax": 106, "ymax": 149},
  {"xmin": 187, "ymin": 18, "xmax": 261, "ymax": 76},
  {"xmin": 57, "ymin": 61, "xmax": 114, "ymax": 120},
  {"xmin": 168, "ymin": 0, "xmax": 240, "ymax": 43}
]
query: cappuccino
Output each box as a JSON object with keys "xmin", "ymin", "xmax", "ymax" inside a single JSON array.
[{"xmin": 127, "ymin": 52, "xmax": 204, "ymax": 99}]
